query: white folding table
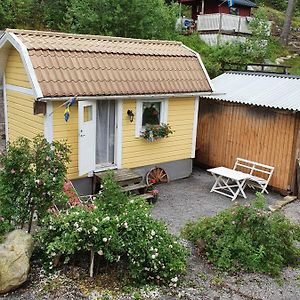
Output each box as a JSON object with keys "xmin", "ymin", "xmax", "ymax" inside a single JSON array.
[{"xmin": 207, "ymin": 166, "xmax": 251, "ymax": 201}]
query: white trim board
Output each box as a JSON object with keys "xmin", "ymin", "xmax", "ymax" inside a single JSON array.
[
  {"xmin": 5, "ymin": 84, "xmax": 34, "ymax": 95},
  {"xmin": 3, "ymin": 74, "xmax": 8, "ymax": 141},
  {"xmin": 191, "ymin": 96, "xmax": 199, "ymax": 158},
  {"xmin": 44, "ymin": 101, "xmax": 53, "ymax": 143},
  {"xmin": 116, "ymin": 99, "xmax": 123, "ymax": 169},
  {"xmin": 0, "ymin": 32, "xmax": 43, "ymax": 99}
]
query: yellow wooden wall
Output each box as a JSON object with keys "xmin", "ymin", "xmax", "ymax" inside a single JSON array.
[
  {"xmin": 122, "ymin": 98, "xmax": 195, "ymax": 168},
  {"xmin": 196, "ymin": 99, "xmax": 297, "ymax": 191},
  {"xmin": 52, "ymin": 102, "xmax": 78, "ymax": 179},
  {"xmin": 5, "ymin": 49, "xmax": 43, "ymax": 141},
  {"xmin": 6, "ymin": 49, "xmax": 32, "ymax": 88}
]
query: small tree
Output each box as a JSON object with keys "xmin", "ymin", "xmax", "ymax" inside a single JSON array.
[
  {"xmin": 0, "ymin": 135, "xmax": 70, "ymax": 233},
  {"xmin": 280, "ymin": 0, "xmax": 296, "ymax": 45},
  {"xmin": 246, "ymin": 7, "xmax": 271, "ymax": 62}
]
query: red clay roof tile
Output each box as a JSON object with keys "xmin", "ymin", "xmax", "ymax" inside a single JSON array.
[{"xmin": 6, "ymin": 29, "xmax": 212, "ymax": 97}]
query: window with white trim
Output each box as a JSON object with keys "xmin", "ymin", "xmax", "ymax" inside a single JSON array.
[{"xmin": 135, "ymin": 99, "xmax": 168, "ymax": 137}]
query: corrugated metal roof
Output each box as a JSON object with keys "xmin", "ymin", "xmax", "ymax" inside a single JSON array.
[
  {"xmin": 3, "ymin": 29, "xmax": 212, "ymax": 97},
  {"xmin": 204, "ymin": 71, "xmax": 300, "ymax": 111}
]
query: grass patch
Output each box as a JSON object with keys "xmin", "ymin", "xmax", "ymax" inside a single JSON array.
[
  {"xmin": 264, "ymin": 6, "xmax": 300, "ymax": 28},
  {"xmin": 285, "ymin": 56, "xmax": 300, "ymax": 76}
]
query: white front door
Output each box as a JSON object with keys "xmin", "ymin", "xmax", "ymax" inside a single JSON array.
[{"xmin": 78, "ymin": 100, "xmax": 96, "ymax": 176}]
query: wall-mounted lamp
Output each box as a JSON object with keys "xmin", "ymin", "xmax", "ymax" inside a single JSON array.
[{"xmin": 127, "ymin": 110, "xmax": 134, "ymax": 122}]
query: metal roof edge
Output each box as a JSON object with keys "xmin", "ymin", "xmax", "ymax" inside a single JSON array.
[
  {"xmin": 225, "ymin": 71, "xmax": 300, "ymax": 80},
  {"xmin": 201, "ymin": 96, "xmax": 299, "ymax": 112}
]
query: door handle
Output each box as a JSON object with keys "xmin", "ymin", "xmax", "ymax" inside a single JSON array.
[{"xmin": 80, "ymin": 130, "xmax": 85, "ymax": 137}]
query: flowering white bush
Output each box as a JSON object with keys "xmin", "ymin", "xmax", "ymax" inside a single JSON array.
[{"xmin": 36, "ymin": 173, "xmax": 188, "ymax": 284}]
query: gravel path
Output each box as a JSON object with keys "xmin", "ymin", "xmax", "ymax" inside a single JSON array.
[{"xmin": 1, "ymin": 168, "xmax": 299, "ymax": 300}]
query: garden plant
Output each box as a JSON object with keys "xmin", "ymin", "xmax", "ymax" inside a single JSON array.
[
  {"xmin": 0, "ymin": 135, "xmax": 70, "ymax": 234},
  {"xmin": 36, "ymin": 173, "xmax": 188, "ymax": 285},
  {"xmin": 182, "ymin": 194, "xmax": 300, "ymax": 275}
]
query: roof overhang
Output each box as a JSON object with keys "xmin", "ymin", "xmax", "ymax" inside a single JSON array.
[
  {"xmin": 0, "ymin": 32, "xmax": 43, "ymax": 98},
  {"xmin": 40, "ymin": 91, "xmax": 223, "ymax": 102}
]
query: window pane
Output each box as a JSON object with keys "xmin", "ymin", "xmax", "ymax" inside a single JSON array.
[
  {"xmin": 84, "ymin": 105, "xmax": 93, "ymax": 122},
  {"xmin": 142, "ymin": 102, "xmax": 161, "ymax": 126}
]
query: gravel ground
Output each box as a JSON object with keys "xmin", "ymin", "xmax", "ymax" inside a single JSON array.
[
  {"xmin": 150, "ymin": 168, "xmax": 300, "ymax": 300},
  {"xmin": 151, "ymin": 168, "xmax": 280, "ymax": 235},
  {"xmin": 1, "ymin": 168, "xmax": 300, "ymax": 300}
]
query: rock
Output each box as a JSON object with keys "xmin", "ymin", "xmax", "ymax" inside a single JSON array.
[
  {"xmin": 195, "ymin": 239, "xmax": 206, "ymax": 255},
  {"xmin": 0, "ymin": 229, "xmax": 33, "ymax": 294}
]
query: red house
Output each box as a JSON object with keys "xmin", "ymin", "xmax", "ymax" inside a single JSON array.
[{"xmin": 180, "ymin": 0, "xmax": 256, "ymax": 20}]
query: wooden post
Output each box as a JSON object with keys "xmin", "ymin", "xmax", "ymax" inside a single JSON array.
[
  {"xmin": 201, "ymin": 0, "xmax": 205, "ymax": 14},
  {"xmin": 217, "ymin": 13, "xmax": 223, "ymax": 45},
  {"xmin": 297, "ymin": 160, "xmax": 300, "ymax": 199},
  {"xmin": 289, "ymin": 112, "xmax": 300, "ymax": 195},
  {"xmin": 89, "ymin": 249, "xmax": 95, "ymax": 277},
  {"xmin": 237, "ymin": 16, "xmax": 241, "ymax": 34}
]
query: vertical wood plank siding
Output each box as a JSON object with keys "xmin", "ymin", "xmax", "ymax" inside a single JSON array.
[
  {"xmin": 122, "ymin": 98, "xmax": 195, "ymax": 168},
  {"xmin": 53, "ymin": 102, "xmax": 78, "ymax": 179},
  {"xmin": 5, "ymin": 49, "xmax": 44, "ymax": 141},
  {"xmin": 196, "ymin": 99, "xmax": 296, "ymax": 191}
]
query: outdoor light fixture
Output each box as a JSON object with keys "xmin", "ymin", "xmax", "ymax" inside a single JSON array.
[{"xmin": 127, "ymin": 110, "xmax": 134, "ymax": 122}]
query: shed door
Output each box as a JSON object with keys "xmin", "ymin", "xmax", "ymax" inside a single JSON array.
[{"xmin": 78, "ymin": 100, "xmax": 96, "ymax": 176}]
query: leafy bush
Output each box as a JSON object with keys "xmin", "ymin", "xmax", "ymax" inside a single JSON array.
[
  {"xmin": 182, "ymin": 194, "xmax": 300, "ymax": 275},
  {"xmin": 0, "ymin": 217, "xmax": 13, "ymax": 243},
  {"xmin": 0, "ymin": 135, "xmax": 70, "ymax": 232},
  {"xmin": 36, "ymin": 174, "xmax": 188, "ymax": 285}
]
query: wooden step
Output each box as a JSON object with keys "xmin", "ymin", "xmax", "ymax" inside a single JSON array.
[
  {"xmin": 94, "ymin": 168, "xmax": 143, "ymax": 187},
  {"xmin": 140, "ymin": 193, "xmax": 154, "ymax": 200},
  {"xmin": 121, "ymin": 182, "xmax": 147, "ymax": 193}
]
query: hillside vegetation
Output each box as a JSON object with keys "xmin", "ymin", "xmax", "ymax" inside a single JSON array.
[{"xmin": 0, "ymin": 1, "xmax": 299, "ymax": 77}]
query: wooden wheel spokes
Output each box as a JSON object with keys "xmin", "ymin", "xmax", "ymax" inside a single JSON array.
[{"xmin": 146, "ymin": 167, "xmax": 169, "ymax": 185}]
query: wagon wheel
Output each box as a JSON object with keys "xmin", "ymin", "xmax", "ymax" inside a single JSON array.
[{"xmin": 145, "ymin": 167, "xmax": 169, "ymax": 185}]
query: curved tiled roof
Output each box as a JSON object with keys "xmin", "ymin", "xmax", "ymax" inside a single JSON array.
[{"xmin": 4, "ymin": 29, "xmax": 212, "ymax": 97}]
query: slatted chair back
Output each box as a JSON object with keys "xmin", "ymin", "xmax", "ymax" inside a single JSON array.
[{"xmin": 233, "ymin": 158, "xmax": 274, "ymax": 193}]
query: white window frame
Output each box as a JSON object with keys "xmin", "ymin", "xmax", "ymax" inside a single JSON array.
[{"xmin": 135, "ymin": 98, "xmax": 168, "ymax": 137}]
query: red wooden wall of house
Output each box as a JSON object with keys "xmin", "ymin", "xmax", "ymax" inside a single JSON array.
[{"xmin": 188, "ymin": 0, "xmax": 251, "ymax": 20}]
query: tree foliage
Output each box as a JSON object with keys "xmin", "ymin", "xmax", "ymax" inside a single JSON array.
[{"xmin": 0, "ymin": 0, "xmax": 179, "ymax": 40}]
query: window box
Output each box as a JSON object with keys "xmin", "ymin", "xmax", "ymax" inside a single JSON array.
[
  {"xmin": 135, "ymin": 99, "xmax": 168, "ymax": 137},
  {"xmin": 140, "ymin": 123, "xmax": 173, "ymax": 142}
]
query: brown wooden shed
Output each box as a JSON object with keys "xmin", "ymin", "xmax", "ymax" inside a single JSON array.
[{"xmin": 196, "ymin": 71, "xmax": 300, "ymax": 193}]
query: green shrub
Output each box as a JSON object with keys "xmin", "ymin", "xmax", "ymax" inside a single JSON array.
[
  {"xmin": 36, "ymin": 173, "xmax": 188, "ymax": 285},
  {"xmin": 0, "ymin": 217, "xmax": 13, "ymax": 243},
  {"xmin": 182, "ymin": 194, "xmax": 300, "ymax": 275},
  {"xmin": 0, "ymin": 135, "xmax": 70, "ymax": 232}
]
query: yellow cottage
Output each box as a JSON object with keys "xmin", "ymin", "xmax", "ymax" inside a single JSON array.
[{"xmin": 0, "ymin": 29, "xmax": 213, "ymax": 192}]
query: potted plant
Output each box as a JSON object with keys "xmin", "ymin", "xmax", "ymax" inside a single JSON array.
[
  {"xmin": 147, "ymin": 179, "xmax": 159, "ymax": 204},
  {"xmin": 140, "ymin": 123, "xmax": 174, "ymax": 142}
]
